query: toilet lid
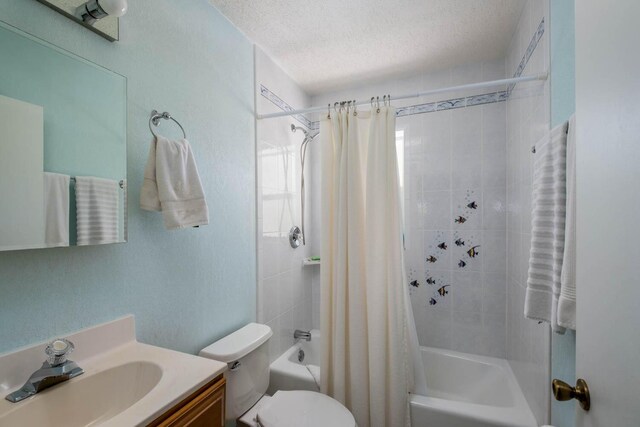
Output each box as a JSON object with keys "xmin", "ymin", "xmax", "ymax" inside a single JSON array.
[{"xmin": 257, "ymin": 390, "xmax": 355, "ymax": 427}]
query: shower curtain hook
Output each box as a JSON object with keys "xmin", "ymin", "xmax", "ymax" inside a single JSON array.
[
  {"xmin": 371, "ymin": 97, "xmax": 375, "ymax": 110},
  {"xmin": 388, "ymin": 94, "xmax": 391, "ymax": 106},
  {"xmin": 327, "ymin": 103, "xmax": 331, "ymax": 119},
  {"xmin": 376, "ymin": 96, "xmax": 380, "ymax": 113},
  {"xmin": 353, "ymin": 99, "xmax": 358, "ymax": 116},
  {"xmin": 334, "ymin": 102, "xmax": 339, "ymax": 113}
]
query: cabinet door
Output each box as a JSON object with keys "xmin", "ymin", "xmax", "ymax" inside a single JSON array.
[{"xmin": 151, "ymin": 377, "xmax": 225, "ymax": 427}]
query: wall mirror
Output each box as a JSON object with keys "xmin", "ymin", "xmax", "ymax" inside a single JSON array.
[{"xmin": 0, "ymin": 21, "xmax": 127, "ymax": 252}]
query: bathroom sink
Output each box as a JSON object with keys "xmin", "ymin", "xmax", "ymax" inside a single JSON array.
[
  {"xmin": 0, "ymin": 317, "xmax": 227, "ymax": 426},
  {"xmin": 0, "ymin": 361, "xmax": 162, "ymax": 427}
]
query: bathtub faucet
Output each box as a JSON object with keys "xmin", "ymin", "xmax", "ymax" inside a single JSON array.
[{"xmin": 294, "ymin": 329, "xmax": 311, "ymax": 341}]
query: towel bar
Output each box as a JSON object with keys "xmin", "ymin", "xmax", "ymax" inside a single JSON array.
[{"xmin": 149, "ymin": 110, "xmax": 186, "ymax": 139}]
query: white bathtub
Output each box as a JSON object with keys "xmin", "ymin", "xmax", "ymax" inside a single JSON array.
[
  {"xmin": 268, "ymin": 329, "xmax": 320, "ymax": 394},
  {"xmin": 269, "ymin": 333, "xmax": 537, "ymax": 427},
  {"xmin": 410, "ymin": 347, "xmax": 537, "ymax": 427}
]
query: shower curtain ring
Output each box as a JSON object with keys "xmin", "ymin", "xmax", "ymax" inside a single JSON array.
[
  {"xmin": 334, "ymin": 102, "xmax": 339, "ymax": 113},
  {"xmin": 376, "ymin": 96, "xmax": 380, "ymax": 113},
  {"xmin": 353, "ymin": 99, "xmax": 358, "ymax": 116},
  {"xmin": 371, "ymin": 97, "xmax": 375, "ymax": 109},
  {"xmin": 327, "ymin": 103, "xmax": 331, "ymax": 119}
]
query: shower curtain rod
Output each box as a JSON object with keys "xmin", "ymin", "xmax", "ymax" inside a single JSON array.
[{"xmin": 257, "ymin": 72, "xmax": 548, "ymax": 120}]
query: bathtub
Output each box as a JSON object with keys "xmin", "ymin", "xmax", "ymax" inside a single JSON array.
[
  {"xmin": 268, "ymin": 329, "xmax": 320, "ymax": 394},
  {"xmin": 269, "ymin": 332, "xmax": 537, "ymax": 427},
  {"xmin": 410, "ymin": 347, "xmax": 537, "ymax": 427}
]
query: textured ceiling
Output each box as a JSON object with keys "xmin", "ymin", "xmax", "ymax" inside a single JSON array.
[{"xmin": 209, "ymin": 0, "xmax": 525, "ymax": 95}]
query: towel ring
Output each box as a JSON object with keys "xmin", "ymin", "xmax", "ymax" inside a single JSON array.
[{"xmin": 149, "ymin": 110, "xmax": 186, "ymax": 139}]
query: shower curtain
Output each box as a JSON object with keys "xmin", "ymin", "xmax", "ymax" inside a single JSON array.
[{"xmin": 319, "ymin": 106, "xmax": 426, "ymax": 427}]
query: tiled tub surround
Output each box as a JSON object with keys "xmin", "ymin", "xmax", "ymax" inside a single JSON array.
[
  {"xmin": 255, "ymin": 48, "xmax": 314, "ymax": 363},
  {"xmin": 505, "ymin": 0, "xmax": 552, "ymax": 425},
  {"xmin": 259, "ymin": 3, "xmax": 550, "ymax": 372},
  {"xmin": 403, "ymin": 96, "xmax": 508, "ymax": 359}
]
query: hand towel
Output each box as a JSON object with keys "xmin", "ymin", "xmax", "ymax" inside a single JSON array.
[
  {"xmin": 75, "ymin": 176, "xmax": 119, "ymax": 246},
  {"xmin": 43, "ymin": 172, "xmax": 70, "ymax": 247},
  {"xmin": 558, "ymin": 114, "xmax": 577, "ymax": 330},
  {"xmin": 140, "ymin": 139, "xmax": 161, "ymax": 211},
  {"xmin": 140, "ymin": 136, "xmax": 208, "ymax": 229},
  {"xmin": 524, "ymin": 121, "xmax": 569, "ymax": 333}
]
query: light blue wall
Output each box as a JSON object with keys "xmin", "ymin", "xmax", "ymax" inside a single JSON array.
[
  {"xmin": 0, "ymin": 0, "xmax": 256, "ymax": 355},
  {"xmin": 551, "ymin": 0, "xmax": 576, "ymax": 128},
  {"xmin": 550, "ymin": 1, "xmax": 576, "ymax": 426}
]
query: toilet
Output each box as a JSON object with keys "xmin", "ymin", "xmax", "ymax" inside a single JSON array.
[{"xmin": 199, "ymin": 323, "xmax": 356, "ymax": 427}]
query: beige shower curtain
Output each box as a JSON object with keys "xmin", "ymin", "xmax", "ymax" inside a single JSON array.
[{"xmin": 319, "ymin": 106, "xmax": 419, "ymax": 427}]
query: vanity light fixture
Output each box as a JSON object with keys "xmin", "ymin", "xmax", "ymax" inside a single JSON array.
[{"xmin": 76, "ymin": 0, "xmax": 128, "ymax": 25}]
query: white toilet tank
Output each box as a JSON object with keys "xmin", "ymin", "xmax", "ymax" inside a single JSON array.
[{"xmin": 199, "ymin": 323, "xmax": 273, "ymax": 420}]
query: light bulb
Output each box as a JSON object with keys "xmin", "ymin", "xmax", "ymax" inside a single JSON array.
[{"xmin": 98, "ymin": 0, "xmax": 128, "ymax": 17}]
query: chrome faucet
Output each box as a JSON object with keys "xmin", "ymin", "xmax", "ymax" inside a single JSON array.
[
  {"xmin": 5, "ymin": 338, "xmax": 84, "ymax": 403},
  {"xmin": 294, "ymin": 329, "xmax": 311, "ymax": 341}
]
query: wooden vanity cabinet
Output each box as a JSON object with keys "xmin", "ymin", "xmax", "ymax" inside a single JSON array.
[{"xmin": 149, "ymin": 375, "xmax": 225, "ymax": 427}]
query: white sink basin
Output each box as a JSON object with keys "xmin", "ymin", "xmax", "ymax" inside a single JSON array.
[{"xmin": 0, "ymin": 361, "xmax": 162, "ymax": 427}]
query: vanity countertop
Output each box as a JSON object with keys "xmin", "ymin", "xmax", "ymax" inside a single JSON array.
[{"xmin": 0, "ymin": 316, "xmax": 227, "ymax": 427}]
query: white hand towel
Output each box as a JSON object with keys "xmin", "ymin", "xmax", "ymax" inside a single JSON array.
[
  {"xmin": 43, "ymin": 172, "xmax": 70, "ymax": 247},
  {"xmin": 558, "ymin": 114, "xmax": 576, "ymax": 330},
  {"xmin": 141, "ymin": 136, "xmax": 208, "ymax": 230},
  {"xmin": 525, "ymin": 121, "xmax": 568, "ymax": 333},
  {"xmin": 140, "ymin": 139, "xmax": 161, "ymax": 211},
  {"xmin": 75, "ymin": 176, "xmax": 119, "ymax": 246}
]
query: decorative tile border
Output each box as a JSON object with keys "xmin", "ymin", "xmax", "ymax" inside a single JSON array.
[
  {"xmin": 396, "ymin": 91, "xmax": 508, "ymax": 118},
  {"xmin": 260, "ymin": 18, "xmax": 544, "ymax": 126},
  {"xmin": 259, "ymin": 84, "xmax": 314, "ymax": 129},
  {"xmin": 507, "ymin": 17, "xmax": 545, "ymax": 95}
]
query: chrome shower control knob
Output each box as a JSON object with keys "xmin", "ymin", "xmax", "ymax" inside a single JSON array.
[
  {"xmin": 289, "ymin": 226, "xmax": 302, "ymax": 248},
  {"xmin": 45, "ymin": 338, "xmax": 74, "ymax": 366}
]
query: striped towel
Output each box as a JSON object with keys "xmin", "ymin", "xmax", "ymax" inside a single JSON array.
[
  {"xmin": 558, "ymin": 115, "xmax": 576, "ymax": 330},
  {"xmin": 524, "ymin": 121, "xmax": 569, "ymax": 333},
  {"xmin": 75, "ymin": 176, "xmax": 119, "ymax": 246}
]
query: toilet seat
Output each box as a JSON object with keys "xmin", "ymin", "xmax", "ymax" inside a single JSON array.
[{"xmin": 256, "ymin": 390, "xmax": 356, "ymax": 427}]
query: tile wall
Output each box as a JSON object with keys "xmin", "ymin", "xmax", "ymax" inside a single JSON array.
[
  {"xmin": 505, "ymin": 0, "xmax": 552, "ymax": 424},
  {"xmin": 255, "ymin": 48, "xmax": 315, "ymax": 363}
]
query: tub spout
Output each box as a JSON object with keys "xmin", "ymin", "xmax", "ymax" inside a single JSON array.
[{"xmin": 294, "ymin": 329, "xmax": 311, "ymax": 341}]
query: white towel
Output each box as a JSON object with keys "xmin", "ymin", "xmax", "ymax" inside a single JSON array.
[
  {"xmin": 140, "ymin": 139, "xmax": 161, "ymax": 211},
  {"xmin": 43, "ymin": 172, "xmax": 70, "ymax": 247},
  {"xmin": 525, "ymin": 121, "xmax": 569, "ymax": 333},
  {"xmin": 558, "ymin": 115, "xmax": 576, "ymax": 330},
  {"xmin": 140, "ymin": 136, "xmax": 208, "ymax": 230},
  {"xmin": 75, "ymin": 176, "xmax": 119, "ymax": 246}
]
